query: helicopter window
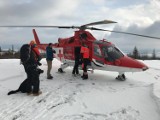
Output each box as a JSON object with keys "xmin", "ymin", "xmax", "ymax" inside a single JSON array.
[
  {"xmin": 68, "ymin": 37, "xmax": 74, "ymax": 43},
  {"xmin": 102, "ymin": 46, "xmax": 124, "ymax": 62},
  {"xmin": 80, "ymin": 33, "xmax": 87, "ymax": 40},
  {"xmin": 94, "ymin": 45, "xmax": 102, "ymax": 57}
]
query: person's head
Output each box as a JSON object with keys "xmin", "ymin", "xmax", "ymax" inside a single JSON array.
[
  {"xmin": 48, "ymin": 43, "xmax": 52, "ymax": 47},
  {"xmin": 30, "ymin": 40, "xmax": 36, "ymax": 48},
  {"xmin": 84, "ymin": 44, "xmax": 88, "ymax": 47},
  {"xmin": 82, "ymin": 43, "xmax": 88, "ymax": 48},
  {"xmin": 81, "ymin": 42, "xmax": 85, "ymax": 46}
]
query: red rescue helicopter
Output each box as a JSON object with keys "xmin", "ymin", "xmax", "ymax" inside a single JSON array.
[{"xmin": 1, "ymin": 20, "xmax": 160, "ymax": 80}]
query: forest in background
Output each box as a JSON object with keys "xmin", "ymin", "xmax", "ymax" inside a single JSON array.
[{"xmin": 0, "ymin": 45, "xmax": 159, "ymax": 60}]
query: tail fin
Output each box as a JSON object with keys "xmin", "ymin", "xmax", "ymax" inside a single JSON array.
[
  {"xmin": 33, "ymin": 29, "xmax": 40, "ymax": 45},
  {"xmin": 7, "ymin": 89, "xmax": 19, "ymax": 95}
]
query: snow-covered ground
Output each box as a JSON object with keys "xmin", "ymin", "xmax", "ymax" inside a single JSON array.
[{"xmin": 0, "ymin": 59, "xmax": 160, "ymax": 120}]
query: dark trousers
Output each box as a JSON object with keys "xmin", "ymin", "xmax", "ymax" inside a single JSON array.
[
  {"xmin": 81, "ymin": 58, "xmax": 89, "ymax": 79},
  {"xmin": 72, "ymin": 60, "xmax": 79, "ymax": 74},
  {"xmin": 83, "ymin": 58, "xmax": 89, "ymax": 72}
]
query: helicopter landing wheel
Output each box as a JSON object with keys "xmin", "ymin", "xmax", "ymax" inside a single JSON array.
[
  {"xmin": 116, "ymin": 74, "xmax": 126, "ymax": 81},
  {"xmin": 58, "ymin": 68, "xmax": 64, "ymax": 73}
]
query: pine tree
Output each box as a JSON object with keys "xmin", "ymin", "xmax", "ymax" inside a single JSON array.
[
  {"xmin": 11, "ymin": 45, "xmax": 14, "ymax": 53},
  {"xmin": 0, "ymin": 46, "xmax": 1, "ymax": 58},
  {"xmin": 132, "ymin": 46, "xmax": 140, "ymax": 59},
  {"xmin": 152, "ymin": 49, "xmax": 156, "ymax": 60}
]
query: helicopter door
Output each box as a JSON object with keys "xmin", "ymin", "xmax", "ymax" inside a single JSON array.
[{"xmin": 92, "ymin": 44, "xmax": 104, "ymax": 65}]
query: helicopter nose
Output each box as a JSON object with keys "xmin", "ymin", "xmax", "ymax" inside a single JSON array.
[{"xmin": 118, "ymin": 56, "xmax": 148, "ymax": 71}]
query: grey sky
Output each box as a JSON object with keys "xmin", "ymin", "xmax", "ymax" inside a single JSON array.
[{"xmin": 0, "ymin": 0, "xmax": 160, "ymax": 52}]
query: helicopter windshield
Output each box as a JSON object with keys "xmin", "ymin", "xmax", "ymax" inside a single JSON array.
[
  {"xmin": 94, "ymin": 44, "xmax": 102, "ymax": 57},
  {"xmin": 102, "ymin": 45, "xmax": 124, "ymax": 62}
]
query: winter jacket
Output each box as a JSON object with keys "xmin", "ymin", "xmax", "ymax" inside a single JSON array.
[
  {"xmin": 81, "ymin": 46, "xmax": 89, "ymax": 59},
  {"xmin": 46, "ymin": 46, "xmax": 55, "ymax": 61}
]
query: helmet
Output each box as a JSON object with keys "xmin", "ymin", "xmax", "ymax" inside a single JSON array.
[{"xmin": 30, "ymin": 40, "xmax": 36, "ymax": 45}]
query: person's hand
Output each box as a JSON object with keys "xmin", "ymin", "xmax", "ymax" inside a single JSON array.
[
  {"xmin": 38, "ymin": 56, "xmax": 42, "ymax": 61},
  {"xmin": 53, "ymin": 49, "xmax": 56, "ymax": 53}
]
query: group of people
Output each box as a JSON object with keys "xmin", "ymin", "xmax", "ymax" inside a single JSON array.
[
  {"xmin": 46, "ymin": 42, "xmax": 90, "ymax": 80},
  {"xmin": 72, "ymin": 43, "xmax": 90, "ymax": 80},
  {"xmin": 8, "ymin": 40, "xmax": 90, "ymax": 96}
]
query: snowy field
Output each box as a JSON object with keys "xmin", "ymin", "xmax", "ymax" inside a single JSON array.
[{"xmin": 0, "ymin": 59, "xmax": 160, "ymax": 120}]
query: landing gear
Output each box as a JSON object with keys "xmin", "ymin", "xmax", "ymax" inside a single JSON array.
[
  {"xmin": 116, "ymin": 73, "xmax": 126, "ymax": 81},
  {"xmin": 58, "ymin": 68, "xmax": 64, "ymax": 73},
  {"xmin": 58, "ymin": 63, "xmax": 69, "ymax": 73}
]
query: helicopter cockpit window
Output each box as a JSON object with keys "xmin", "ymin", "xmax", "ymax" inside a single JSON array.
[
  {"xmin": 94, "ymin": 45, "xmax": 102, "ymax": 57},
  {"xmin": 102, "ymin": 46, "xmax": 124, "ymax": 62}
]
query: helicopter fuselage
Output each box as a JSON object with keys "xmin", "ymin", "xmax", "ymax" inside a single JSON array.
[{"xmin": 34, "ymin": 29, "xmax": 148, "ymax": 80}]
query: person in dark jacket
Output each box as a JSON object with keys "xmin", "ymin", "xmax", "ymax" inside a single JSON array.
[
  {"xmin": 24, "ymin": 54, "xmax": 41, "ymax": 96},
  {"xmin": 22, "ymin": 43, "xmax": 43, "ymax": 96},
  {"xmin": 46, "ymin": 43, "xmax": 56, "ymax": 79},
  {"xmin": 72, "ymin": 47, "xmax": 81, "ymax": 76}
]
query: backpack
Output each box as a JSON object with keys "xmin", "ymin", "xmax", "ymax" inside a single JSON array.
[{"xmin": 20, "ymin": 44, "xmax": 31, "ymax": 64}]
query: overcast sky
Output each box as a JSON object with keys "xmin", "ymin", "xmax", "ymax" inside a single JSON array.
[{"xmin": 0, "ymin": 0, "xmax": 160, "ymax": 53}]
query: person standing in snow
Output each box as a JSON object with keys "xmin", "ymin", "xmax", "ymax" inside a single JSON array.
[
  {"xmin": 20, "ymin": 41, "xmax": 43, "ymax": 96},
  {"xmin": 72, "ymin": 46, "xmax": 81, "ymax": 76},
  {"xmin": 26, "ymin": 40, "xmax": 42, "ymax": 95},
  {"xmin": 8, "ymin": 41, "xmax": 43, "ymax": 96},
  {"xmin": 46, "ymin": 43, "xmax": 56, "ymax": 79},
  {"xmin": 80, "ymin": 43, "xmax": 90, "ymax": 80}
]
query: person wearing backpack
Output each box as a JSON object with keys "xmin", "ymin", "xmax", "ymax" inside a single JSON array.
[
  {"xmin": 7, "ymin": 43, "xmax": 43, "ymax": 96},
  {"xmin": 20, "ymin": 42, "xmax": 43, "ymax": 96}
]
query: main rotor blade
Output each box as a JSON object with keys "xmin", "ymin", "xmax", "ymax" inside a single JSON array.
[
  {"xmin": 89, "ymin": 27, "xmax": 160, "ymax": 40},
  {"xmin": 0, "ymin": 19, "xmax": 117, "ymax": 29},
  {"xmin": 1, "ymin": 24, "xmax": 159, "ymax": 39},
  {"xmin": 0, "ymin": 25, "xmax": 81, "ymax": 29},
  {"xmin": 82, "ymin": 20, "xmax": 117, "ymax": 27}
]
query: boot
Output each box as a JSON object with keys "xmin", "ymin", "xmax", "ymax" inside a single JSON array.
[
  {"xmin": 81, "ymin": 73, "xmax": 84, "ymax": 78},
  {"xmin": 83, "ymin": 74, "xmax": 88, "ymax": 80},
  {"xmin": 47, "ymin": 75, "xmax": 53, "ymax": 79},
  {"xmin": 27, "ymin": 92, "xmax": 33, "ymax": 95},
  {"xmin": 33, "ymin": 91, "xmax": 42, "ymax": 96}
]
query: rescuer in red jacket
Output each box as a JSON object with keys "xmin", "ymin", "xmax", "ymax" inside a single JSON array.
[
  {"xmin": 30, "ymin": 40, "xmax": 41, "ymax": 65},
  {"xmin": 80, "ymin": 44, "xmax": 90, "ymax": 80}
]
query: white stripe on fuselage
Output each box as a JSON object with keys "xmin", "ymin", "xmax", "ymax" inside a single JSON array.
[
  {"xmin": 61, "ymin": 58, "xmax": 143, "ymax": 73},
  {"xmin": 92, "ymin": 59, "xmax": 143, "ymax": 73}
]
